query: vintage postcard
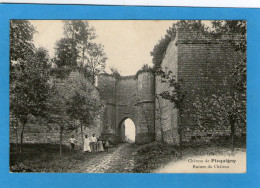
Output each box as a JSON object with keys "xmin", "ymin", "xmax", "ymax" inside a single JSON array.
[{"xmin": 9, "ymin": 19, "xmax": 246, "ymax": 173}]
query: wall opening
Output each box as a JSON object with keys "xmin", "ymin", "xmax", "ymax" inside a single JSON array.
[{"xmin": 120, "ymin": 118, "xmax": 136, "ymax": 143}]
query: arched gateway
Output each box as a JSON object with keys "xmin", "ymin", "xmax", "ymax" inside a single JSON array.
[
  {"xmin": 97, "ymin": 71, "xmax": 155, "ymax": 144},
  {"xmin": 118, "ymin": 118, "xmax": 136, "ymax": 143}
]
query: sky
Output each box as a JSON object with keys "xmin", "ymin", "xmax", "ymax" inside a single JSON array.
[
  {"xmin": 124, "ymin": 118, "xmax": 135, "ymax": 143},
  {"xmin": 29, "ymin": 20, "xmax": 176, "ymax": 75}
]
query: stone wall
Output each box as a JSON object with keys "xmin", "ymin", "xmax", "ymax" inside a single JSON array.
[
  {"xmin": 155, "ymin": 26, "xmax": 245, "ymax": 144},
  {"xmin": 115, "ymin": 76, "xmax": 138, "ymax": 140},
  {"xmin": 137, "ymin": 72, "xmax": 155, "ymax": 143},
  {"xmin": 10, "ymin": 71, "xmax": 103, "ymax": 148},
  {"xmin": 155, "ymin": 35, "xmax": 179, "ymax": 144}
]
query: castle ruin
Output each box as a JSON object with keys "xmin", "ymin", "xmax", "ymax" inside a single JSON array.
[{"xmin": 10, "ymin": 26, "xmax": 245, "ymax": 146}]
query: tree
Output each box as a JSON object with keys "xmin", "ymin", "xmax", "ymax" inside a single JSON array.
[
  {"xmin": 151, "ymin": 20, "xmax": 207, "ymax": 68},
  {"xmin": 53, "ymin": 38, "xmax": 78, "ymax": 68},
  {"xmin": 66, "ymin": 91, "xmax": 100, "ymax": 152},
  {"xmin": 10, "ymin": 20, "xmax": 50, "ymax": 154},
  {"xmin": 156, "ymin": 68, "xmax": 187, "ymax": 155},
  {"xmin": 63, "ymin": 20, "xmax": 96, "ymax": 66},
  {"xmin": 53, "ymin": 20, "xmax": 107, "ymax": 82},
  {"xmin": 47, "ymin": 82, "xmax": 74, "ymax": 155},
  {"xmin": 47, "ymin": 71, "xmax": 101, "ymax": 154},
  {"xmin": 85, "ymin": 43, "xmax": 107, "ymax": 84},
  {"xmin": 10, "ymin": 20, "xmax": 35, "ymax": 63},
  {"xmin": 35, "ymin": 47, "xmax": 51, "ymax": 68},
  {"xmin": 10, "ymin": 55, "xmax": 50, "ymax": 153}
]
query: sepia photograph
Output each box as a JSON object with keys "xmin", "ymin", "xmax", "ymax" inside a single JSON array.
[{"xmin": 9, "ymin": 20, "xmax": 246, "ymax": 173}]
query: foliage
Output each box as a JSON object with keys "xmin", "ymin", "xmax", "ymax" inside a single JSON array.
[
  {"xmin": 63, "ymin": 20, "xmax": 96, "ymax": 46},
  {"xmin": 211, "ymin": 20, "xmax": 247, "ymax": 93},
  {"xmin": 10, "ymin": 21, "xmax": 48, "ymax": 121},
  {"xmin": 47, "ymin": 82, "xmax": 70, "ymax": 126},
  {"xmin": 35, "ymin": 47, "xmax": 51, "ymax": 66},
  {"xmin": 10, "ymin": 20, "xmax": 36, "ymax": 63},
  {"xmin": 47, "ymin": 80, "xmax": 76, "ymax": 154},
  {"xmin": 156, "ymin": 67, "xmax": 187, "ymax": 152},
  {"xmin": 66, "ymin": 88, "xmax": 101, "ymax": 148},
  {"xmin": 150, "ymin": 34, "xmax": 172, "ymax": 68},
  {"xmin": 135, "ymin": 64, "xmax": 154, "ymax": 77},
  {"xmin": 53, "ymin": 20, "xmax": 107, "ymax": 82},
  {"xmin": 84, "ymin": 43, "xmax": 107, "ymax": 83},
  {"xmin": 66, "ymin": 90, "xmax": 100, "ymax": 127},
  {"xmin": 109, "ymin": 66, "xmax": 121, "ymax": 80},
  {"xmin": 211, "ymin": 20, "xmax": 246, "ymax": 53},
  {"xmin": 47, "ymin": 70, "xmax": 102, "ymax": 153},
  {"xmin": 53, "ymin": 38, "xmax": 78, "ymax": 68},
  {"xmin": 10, "ymin": 56, "xmax": 50, "ymax": 120},
  {"xmin": 192, "ymin": 91, "xmax": 246, "ymax": 132},
  {"xmin": 156, "ymin": 67, "xmax": 187, "ymax": 110},
  {"xmin": 10, "ymin": 20, "xmax": 50, "ymax": 153},
  {"xmin": 63, "ymin": 20, "xmax": 107, "ymax": 82},
  {"xmin": 151, "ymin": 20, "xmax": 207, "ymax": 68},
  {"xmin": 191, "ymin": 21, "xmax": 247, "ymax": 146}
]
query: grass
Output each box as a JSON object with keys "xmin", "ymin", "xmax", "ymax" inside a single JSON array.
[
  {"xmin": 10, "ymin": 136, "xmax": 246, "ymax": 173},
  {"xmin": 133, "ymin": 136, "xmax": 246, "ymax": 173},
  {"xmin": 10, "ymin": 143, "xmax": 111, "ymax": 173},
  {"xmin": 133, "ymin": 142, "xmax": 179, "ymax": 173}
]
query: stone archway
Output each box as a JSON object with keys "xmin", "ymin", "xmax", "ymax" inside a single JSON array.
[
  {"xmin": 97, "ymin": 71, "xmax": 155, "ymax": 144},
  {"xmin": 118, "ymin": 117, "xmax": 136, "ymax": 143}
]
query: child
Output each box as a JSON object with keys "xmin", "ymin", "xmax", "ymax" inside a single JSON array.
[
  {"xmin": 90, "ymin": 134, "xmax": 97, "ymax": 153},
  {"xmin": 69, "ymin": 135, "xmax": 77, "ymax": 153},
  {"xmin": 103, "ymin": 139, "xmax": 109, "ymax": 151}
]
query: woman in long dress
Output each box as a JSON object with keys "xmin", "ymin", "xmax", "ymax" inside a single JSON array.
[
  {"xmin": 97, "ymin": 138, "xmax": 104, "ymax": 152},
  {"xmin": 83, "ymin": 135, "xmax": 91, "ymax": 152}
]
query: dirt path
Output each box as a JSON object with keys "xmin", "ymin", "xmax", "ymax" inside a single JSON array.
[{"xmin": 74, "ymin": 143, "xmax": 137, "ymax": 173}]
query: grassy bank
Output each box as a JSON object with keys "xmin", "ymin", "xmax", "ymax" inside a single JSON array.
[
  {"xmin": 133, "ymin": 136, "xmax": 246, "ymax": 173},
  {"xmin": 10, "ymin": 143, "xmax": 114, "ymax": 173}
]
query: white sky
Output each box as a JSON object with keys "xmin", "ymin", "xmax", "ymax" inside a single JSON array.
[
  {"xmin": 30, "ymin": 20, "xmax": 175, "ymax": 75},
  {"xmin": 124, "ymin": 118, "xmax": 135, "ymax": 142}
]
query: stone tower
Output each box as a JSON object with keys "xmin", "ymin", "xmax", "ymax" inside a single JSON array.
[{"xmin": 97, "ymin": 70, "xmax": 155, "ymax": 144}]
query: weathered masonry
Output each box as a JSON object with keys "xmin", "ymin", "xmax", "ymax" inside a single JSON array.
[
  {"xmin": 99, "ymin": 26, "xmax": 244, "ymax": 145},
  {"xmin": 10, "ymin": 71, "xmax": 103, "ymax": 146},
  {"xmin": 155, "ymin": 26, "xmax": 245, "ymax": 144},
  {"xmin": 97, "ymin": 71, "xmax": 155, "ymax": 144}
]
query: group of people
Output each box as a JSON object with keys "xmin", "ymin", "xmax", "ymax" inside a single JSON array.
[{"xmin": 69, "ymin": 134, "xmax": 109, "ymax": 153}]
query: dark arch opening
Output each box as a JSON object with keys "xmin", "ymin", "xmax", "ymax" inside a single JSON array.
[{"xmin": 119, "ymin": 118, "xmax": 136, "ymax": 143}]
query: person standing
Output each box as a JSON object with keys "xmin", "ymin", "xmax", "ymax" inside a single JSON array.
[
  {"xmin": 97, "ymin": 138, "xmax": 104, "ymax": 152},
  {"xmin": 69, "ymin": 135, "xmax": 77, "ymax": 153},
  {"xmin": 103, "ymin": 139, "xmax": 109, "ymax": 151},
  {"xmin": 90, "ymin": 134, "xmax": 97, "ymax": 153},
  {"xmin": 83, "ymin": 135, "xmax": 91, "ymax": 153}
]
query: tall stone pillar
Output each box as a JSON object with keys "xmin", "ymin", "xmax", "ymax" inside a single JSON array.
[{"xmin": 136, "ymin": 71, "xmax": 155, "ymax": 143}]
